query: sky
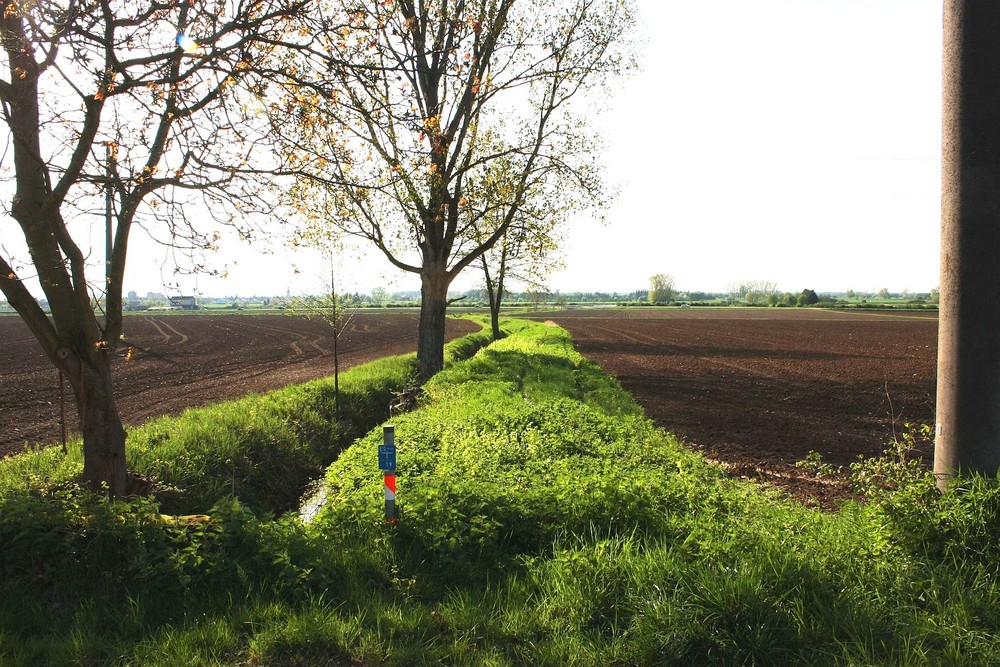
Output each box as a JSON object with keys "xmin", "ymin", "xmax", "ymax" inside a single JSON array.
[
  {"xmin": 6, "ymin": 0, "xmax": 945, "ymax": 299},
  {"xmin": 556, "ymin": 0, "xmax": 943, "ymax": 296}
]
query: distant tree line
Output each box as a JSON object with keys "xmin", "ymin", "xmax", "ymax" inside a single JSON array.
[
  {"xmin": 104, "ymin": 285, "xmax": 941, "ymax": 311},
  {"xmin": 102, "ymin": 284, "xmax": 941, "ymax": 312}
]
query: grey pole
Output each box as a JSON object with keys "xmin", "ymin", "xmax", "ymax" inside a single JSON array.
[
  {"xmin": 935, "ymin": 0, "xmax": 1000, "ymax": 488},
  {"xmin": 105, "ymin": 142, "xmax": 114, "ymax": 293}
]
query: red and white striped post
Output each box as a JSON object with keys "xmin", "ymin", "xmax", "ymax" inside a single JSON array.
[{"xmin": 379, "ymin": 425, "xmax": 398, "ymax": 524}]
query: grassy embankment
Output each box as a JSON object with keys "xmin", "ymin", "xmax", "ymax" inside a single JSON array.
[{"xmin": 2, "ymin": 319, "xmax": 1000, "ymax": 665}]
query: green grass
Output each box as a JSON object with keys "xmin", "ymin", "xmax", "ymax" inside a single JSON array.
[{"xmin": 2, "ymin": 318, "xmax": 1000, "ymax": 665}]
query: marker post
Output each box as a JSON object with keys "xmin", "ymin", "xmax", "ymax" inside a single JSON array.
[{"xmin": 379, "ymin": 425, "xmax": 397, "ymax": 524}]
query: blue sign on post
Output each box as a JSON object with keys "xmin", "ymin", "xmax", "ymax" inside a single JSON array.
[
  {"xmin": 379, "ymin": 425, "xmax": 396, "ymax": 472},
  {"xmin": 378, "ymin": 445, "xmax": 396, "ymax": 472}
]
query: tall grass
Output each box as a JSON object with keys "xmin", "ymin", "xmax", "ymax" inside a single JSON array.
[{"xmin": 2, "ymin": 318, "xmax": 1000, "ymax": 665}]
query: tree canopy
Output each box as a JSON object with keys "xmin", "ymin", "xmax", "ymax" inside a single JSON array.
[
  {"xmin": 269, "ymin": 0, "xmax": 636, "ymax": 378},
  {"xmin": 648, "ymin": 273, "xmax": 676, "ymax": 304}
]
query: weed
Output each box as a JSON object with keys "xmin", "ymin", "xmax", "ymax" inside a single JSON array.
[{"xmin": 795, "ymin": 450, "xmax": 841, "ymax": 478}]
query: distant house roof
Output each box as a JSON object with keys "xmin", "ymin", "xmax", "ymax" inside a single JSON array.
[{"xmin": 168, "ymin": 296, "xmax": 197, "ymax": 309}]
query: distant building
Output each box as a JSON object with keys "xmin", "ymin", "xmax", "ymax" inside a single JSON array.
[
  {"xmin": 125, "ymin": 290, "xmax": 145, "ymax": 311},
  {"xmin": 168, "ymin": 295, "xmax": 198, "ymax": 310}
]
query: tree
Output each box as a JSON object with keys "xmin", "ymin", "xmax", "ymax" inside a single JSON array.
[
  {"xmin": 272, "ymin": 0, "xmax": 635, "ymax": 379},
  {"xmin": 476, "ymin": 161, "xmax": 567, "ymax": 339},
  {"xmin": 0, "ymin": 0, "xmax": 303, "ymax": 495},
  {"xmin": 370, "ymin": 287, "xmax": 389, "ymax": 306},
  {"xmin": 726, "ymin": 280, "xmax": 778, "ymax": 306},
  {"xmin": 648, "ymin": 274, "xmax": 676, "ymax": 304},
  {"xmin": 480, "ymin": 216, "xmax": 562, "ymax": 339},
  {"xmin": 288, "ymin": 259, "xmax": 356, "ymax": 439},
  {"xmin": 799, "ymin": 288, "xmax": 819, "ymax": 306}
]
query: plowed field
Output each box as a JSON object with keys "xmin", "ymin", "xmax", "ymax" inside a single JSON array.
[
  {"xmin": 531, "ymin": 308, "xmax": 938, "ymax": 505},
  {"xmin": 1, "ymin": 312, "xmax": 478, "ymax": 457}
]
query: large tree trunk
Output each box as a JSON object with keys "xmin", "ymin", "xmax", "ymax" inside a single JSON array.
[
  {"xmin": 74, "ymin": 354, "xmax": 129, "ymax": 497},
  {"xmin": 417, "ymin": 267, "xmax": 452, "ymax": 381}
]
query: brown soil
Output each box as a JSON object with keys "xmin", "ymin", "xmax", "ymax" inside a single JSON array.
[
  {"xmin": 0, "ymin": 312, "xmax": 478, "ymax": 457},
  {"xmin": 531, "ymin": 308, "xmax": 938, "ymax": 507}
]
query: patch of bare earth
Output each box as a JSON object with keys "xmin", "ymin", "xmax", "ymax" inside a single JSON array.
[{"xmin": 532, "ymin": 308, "xmax": 938, "ymax": 508}]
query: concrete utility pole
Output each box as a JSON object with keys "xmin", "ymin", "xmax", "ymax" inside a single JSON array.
[{"xmin": 935, "ymin": 1, "xmax": 1000, "ymax": 488}]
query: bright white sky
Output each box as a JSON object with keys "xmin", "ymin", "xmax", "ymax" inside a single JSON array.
[
  {"xmin": 8, "ymin": 0, "xmax": 944, "ymax": 299},
  {"xmin": 556, "ymin": 0, "xmax": 942, "ymax": 296}
]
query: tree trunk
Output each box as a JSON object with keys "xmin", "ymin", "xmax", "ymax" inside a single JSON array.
[
  {"xmin": 417, "ymin": 267, "xmax": 452, "ymax": 381},
  {"xmin": 491, "ymin": 252, "xmax": 506, "ymax": 340},
  {"xmin": 75, "ymin": 355, "xmax": 129, "ymax": 497},
  {"xmin": 489, "ymin": 296, "xmax": 502, "ymax": 340},
  {"xmin": 481, "ymin": 256, "xmax": 502, "ymax": 340}
]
